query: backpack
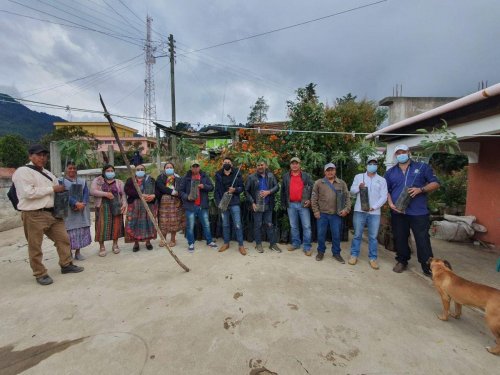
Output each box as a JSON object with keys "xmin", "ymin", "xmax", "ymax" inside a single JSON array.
[{"xmin": 8, "ymin": 166, "xmax": 54, "ymax": 211}]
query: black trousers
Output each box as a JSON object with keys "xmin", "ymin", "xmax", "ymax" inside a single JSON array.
[{"xmin": 391, "ymin": 213, "xmax": 433, "ymax": 270}]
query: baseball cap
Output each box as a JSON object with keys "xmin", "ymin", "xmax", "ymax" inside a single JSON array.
[
  {"xmin": 394, "ymin": 144, "xmax": 409, "ymax": 153},
  {"xmin": 191, "ymin": 160, "xmax": 200, "ymax": 167},
  {"xmin": 367, "ymin": 157, "xmax": 378, "ymax": 164},
  {"xmin": 28, "ymin": 144, "xmax": 49, "ymax": 154},
  {"xmin": 290, "ymin": 157, "xmax": 301, "ymax": 164},
  {"xmin": 324, "ymin": 162, "xmax": 336, "ymax": 171}
]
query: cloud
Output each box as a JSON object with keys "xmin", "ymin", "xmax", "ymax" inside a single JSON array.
[{"xmin": 1, "ymin": 0, "xmax": 500, "ymax": 132}]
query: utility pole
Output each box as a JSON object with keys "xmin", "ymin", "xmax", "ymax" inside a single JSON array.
[{"xmin": 168, "ymin": 34, "xmax": 177, "ymax": 157}]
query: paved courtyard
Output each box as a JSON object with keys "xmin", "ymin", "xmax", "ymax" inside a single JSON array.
[{"xmin": 0, "ymin": 226, "xmax": 499, "ymax": 374}]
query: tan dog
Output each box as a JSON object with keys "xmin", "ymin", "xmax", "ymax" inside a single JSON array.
[{"xmin": 429, "ymin": 257, "xmax": 500, "ymax": 355}]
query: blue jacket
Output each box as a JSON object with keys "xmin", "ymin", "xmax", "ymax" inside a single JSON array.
[
  {"xmin": 214, "ymin": 168, "xmax": 244, "ymax": 207},
  {"xmin": 179, "ymin": 170, "xmax": 214, "ymax": 210}
]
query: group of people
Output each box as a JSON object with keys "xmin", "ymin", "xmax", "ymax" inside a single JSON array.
[{"xmin": 12, "ymin": 142, "xmax": 439, "ymax": 286}]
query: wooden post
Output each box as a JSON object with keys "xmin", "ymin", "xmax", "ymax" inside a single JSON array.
[
  {"xmin": 99, "ymin": 94, "xmax": 189, "ymax": 272},
  {"xmin": 107, "ymin": 145, "xmax": 114, "ymax": 165},
  {"xmin": 50, "ymin": 141, "xmax": 62, "ymax": 176}
]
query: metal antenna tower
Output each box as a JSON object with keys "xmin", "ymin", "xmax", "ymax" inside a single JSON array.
[{"xmin": 143, "ymin": 15, "xmax": 157, "ymax": 137}]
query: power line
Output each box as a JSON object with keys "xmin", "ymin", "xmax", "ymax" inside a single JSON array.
[
  {"xmin": 35, "ymin": 0, "xmax": 144, "ymax": 42},
  {"xmin": 47, "ymin": 0, "xmax": 146, "ymax": 41},
  {"xmin": 102, "ymin": 0, "xmax": 143, "ymax": 36},
  {"xmin": 19, "ymin": 53, "xmax": 144, "ymax": 98},
  {"xmin": 2, "ymin": 97, "xmax": 500, "ymax": 139},
  {"xmin": 72, "ymin": 0, "xmax": 148, "ymax": 38},
  {"xmin": 182, "ymin": 0, "xmax": 388, "ymax": 54},
  {"xmin": 7, "ymin": 0, "xmax": 143, "ymax": 47}
]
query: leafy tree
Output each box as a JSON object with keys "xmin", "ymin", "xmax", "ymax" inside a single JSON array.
[
  {"xmin": 247, "ymin": 96, "xmax": 269, "ymax": 124},
  {"xmin": 0, "ymin": 134, "xmax": 28, "ymax": 168},
  {"xmin": 285, "ymin": 84, "xmax": 386, "ymax": 182},
  {"xmin": 57, "ymin": 138, "xmax": 99, "ymax": 169},
  {"xmin": 177, "ymin": 138, "xmax": 200, "ymax": 160},
  {"xmin": 40, "ymin": 126, "xmax": 100, "ymax": 150}
]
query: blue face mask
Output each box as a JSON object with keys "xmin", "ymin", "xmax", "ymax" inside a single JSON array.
[
  {"xmin": 135, "ymin": 170, "xmax": 145, "ymax": 178},
  {"xmin": 367, "ymin": 164, "xmax": 378, "ymax": 173},
  {"xmin": 165, "ymin": 168, "xmax": 174, "ymax": 175},
  {"xmin": 396, "ymin": 154, "xmax": 409, "ymax": 164},
  {"xmin": 104, "ymin": 171, "xmax": 115, "ymax": 179}
]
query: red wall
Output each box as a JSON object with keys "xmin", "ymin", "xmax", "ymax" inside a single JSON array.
[{"xmin": 465, "ymin": 139, "xmax": 500, "ymax": 248}]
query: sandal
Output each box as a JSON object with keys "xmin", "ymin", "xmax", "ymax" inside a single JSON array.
[
  {"xmin": 98, "ymin": 245, "xmax": 106, "ymax": 257},
  {"xmin": 112, "ymin": 244, "xmax": 121, "ymax": 254},
  {"xmin": 168, "ymin": 241, "xmax": 176, "ymax": 247}
]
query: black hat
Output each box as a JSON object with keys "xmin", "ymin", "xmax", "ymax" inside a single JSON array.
[{"xmin": 28, "ymin": 144, "xmax": 49, "ymax": 154}]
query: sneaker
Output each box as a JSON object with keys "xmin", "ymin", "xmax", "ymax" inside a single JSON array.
[
  {"xmin": 256, "ymin": 244, "xmax": 264, "ymax": 253},
  {"xmin": 287, "ymin": 245, "xmax": 299, "ymax": 251},
  {"xmin": 304, "ymin": 249, "xmax": 313, "ymax": 256},
  {"xmin": 218, "ymin": 244, "xmax": 230, "ymax": 253},
  {"xmin": 269, "ymin": 244, "xmax": 282, "ymax": 253},
  {"xmin": 369, "ymin": 260, "xmax": 380, "ymax": 270},
  {"xmin": 315, "ymin": 252, "xmax": 324, "ymax": 261},
  {"xmin": 61, "ymin": 264, "xmax": 84, "ymax": 274},
  {"xmin": 208, "ymin": 242, "xmax": 218, "ymax": 248},
  {"xmin": 333, "ymin": 254, "xmax": 345, "ymax": 264},
  {"xmin": 239, "ymin": 246, "xmax": 247, "ymax": 256},
  {"xmin": 188, "ymin": 244, "xmax": 195, "ymax": 253},
  {"xmin": 422, "ymin": 268, "xmax": 432, "ymax": 277},
  {"xmin": 348, "ymin": 256, "xmax": 358, "ymax": 265},
  {"xmin": 36, "ymin": 275, "xmax": 53, "ymax": 285},
  {"xmin": 393, "ymin": 262, "xmax": 407, "ymax": 273}
]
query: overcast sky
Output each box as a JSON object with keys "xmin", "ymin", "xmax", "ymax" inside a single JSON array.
[{"xmin": 1, "ymin": 0, "xmax": 500, "ymax": 134}]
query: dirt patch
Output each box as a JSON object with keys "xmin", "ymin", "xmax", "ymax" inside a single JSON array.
[
  {"xmin": 233, "ymin": 292, "xmax": 243, "ymax": 300},
  {"xmin": 0, "ymin": 337, "xmax": 86, "ymax": 375},
  {"xmin": 287, "ymin": 303, "xmax": 298, "ymax": 310}
]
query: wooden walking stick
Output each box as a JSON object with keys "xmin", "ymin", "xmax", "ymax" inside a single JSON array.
[{"xmin": 99, "ymin": 94, "xmax": 190, "ymax": 272}]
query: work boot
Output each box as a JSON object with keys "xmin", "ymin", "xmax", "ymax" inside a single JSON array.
[
  {"xmin": 304, "ymin": 249, "xmax": 313, "ymax": 256},
  {"xmin": 393, "ymin": 262, "xmax": 407, "ymax": 273},
  {"xmin": 61, "ymin": 264, "xmax": 84, "ymax": 274},
  {"xmin": 333, "ymin": 254, "xmax": 345, "ymax": 264},
  {"xmin": 348, "ymin": 256, "xmax": 358, "ymax": 265},
  {"xmin": 269, "ymin": 244, "xmax": 282, "ymax": 253},
  {"xmin": 256, "ymin": 244, "xmax": 264, "ymax": 253},
  {"xmin": 36, "ymin": 275, "xmax": 53, "ymax": 286},
  {"xmin": 218, "ymin": 243, "xmax": 230, "ymax": 253},
  {"xmin": 315, "ymin": 252, "xmax": 324, "ymax": 261},
  {"xmin": 239, "ymin": 246, "xmax": 247, "ymax": 256},
  {"xmin": 369, "ymin": 260, "xmax": 380, "ymax": 270}
]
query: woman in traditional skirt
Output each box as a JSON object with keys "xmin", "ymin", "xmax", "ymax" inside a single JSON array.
[
  {"xmin": 156, "ymin": 162, "xmax": 185, "ymax": 247},
  {"xmin": 124, "ymin": 164, "xmax": 157, "ymax": 252},
  {"xmin": 90, "ymin": 165, "xmax": 126, "ymax": 257},
  {"xmin": 61, "ymin": 161, "xmax": 92, "ymax": 260}
]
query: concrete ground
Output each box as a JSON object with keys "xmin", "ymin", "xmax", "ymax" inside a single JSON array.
[{"xmin": 0, "ymin": 226, "xmax": 499, "ymax": 375}]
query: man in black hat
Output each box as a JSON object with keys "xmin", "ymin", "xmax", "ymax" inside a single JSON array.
[{"xmin": 11, "ymin": 144, "xmax": 84, "ymax": 285}]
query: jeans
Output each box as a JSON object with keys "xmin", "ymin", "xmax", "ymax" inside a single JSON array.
[
  {"xmin": 185, "ymin": 206, "xmax": 213, "ymax": 245},
  {"xmin": 253, "ymin": 207, "xmax": 275, "ymax": 245},
  {"xmin": 221, "ymin": 205, "xmax": 244, "ymax": 246},
  {"xmin": 350, "ymin": 211, "xmax": 380, "ymax": 260},
  {"xmin": 316, "ymin": 213, "xmax": 342, "ymax": 255},
  {"xmin": 287, "ymin": 202, "xmax": 312, "ymax": 251},
  {"xmin": 391, "ymin": 213, "xmax": 433, "ymax": 270}
]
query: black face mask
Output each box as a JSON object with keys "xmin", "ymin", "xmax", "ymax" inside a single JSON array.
[{"xmin": 223, "ymin": 164, "xmax": 232, "ymax": 171}]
